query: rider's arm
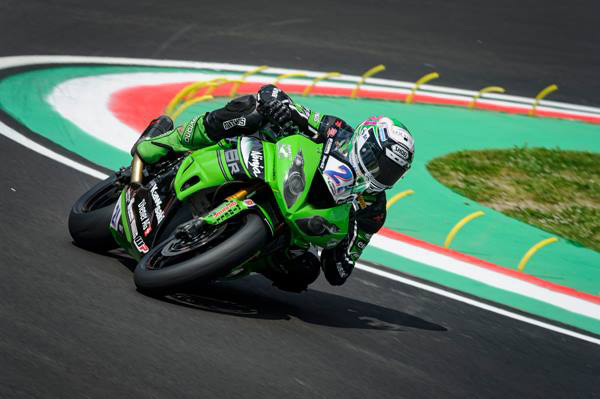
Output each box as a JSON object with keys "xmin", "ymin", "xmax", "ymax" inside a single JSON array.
[
  {"xmin": 320, "ymin": 192, "xmax": 387, "ymax": 285},
  {"xmin": 257, "ymin": 85, "xmax": 349, "ymax": 143}
]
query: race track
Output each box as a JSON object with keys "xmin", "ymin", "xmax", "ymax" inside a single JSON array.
[{"xmin": 1, "ymin": 1, "xmax": 599, "ymax": 398}]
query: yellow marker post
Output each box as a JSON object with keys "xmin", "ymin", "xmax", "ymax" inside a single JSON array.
[
  {"xmin": 444, "ymin": 211, "xmax": 485, "ymax": 249},
  {"xmin": 517, "ymin": 237, "xmax": 558, "ymax": 272},
  {"xmin": 303, "ymin": 72, "xmax": 341, "ymax": 96},
  {"xmin": 166, "ymin": 79, "xmax": 238, "ymax": 115},
  {"xmin": 273, "ymin": 73, "xmax": 307, "ymax": 87},
  {"xmin": 386, "ymin": 189, "xmax": 415, "ymax": 210},
  {"xmin": 405, "ymin": 72, "xmax": 440, "ymax": 104},
  {"xmin": 229, "ymin": 65, "xmax": 269, "ymax": 97},
  {"xmin": 184, "ymin": 78, "xmax": 229, "ymax": 100},
  {"xmin": 529, "ymin": 84, "xmax": 558, "ymax": 116},
  {"xmin": 165, "ymin": 81, "xmax": 212, "ymax": 116},
  {"xmin": 468, "ymin": 86, "xmax": 506, "ymax": 109},
  {"xmin": 350, "ymin": 64, "xmax": 386, "ymax": 99},
  {"xmin": 170, "ymin": 95, "xmax": 214, "ymax": 122}
]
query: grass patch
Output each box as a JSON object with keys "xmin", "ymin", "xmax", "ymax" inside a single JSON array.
[{"xmin": 427, "ymin": 147, "xmax": 600, "ymax": 252}]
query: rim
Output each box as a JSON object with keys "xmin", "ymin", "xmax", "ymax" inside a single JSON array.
[{"xmin": 146, "ymin": 221, "xmax": 237, "ymax": 271}]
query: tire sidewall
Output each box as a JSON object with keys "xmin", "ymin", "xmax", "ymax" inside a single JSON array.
[{"xmin": 134, "ymin": 213, "xmax": 269, "ymax": 294}]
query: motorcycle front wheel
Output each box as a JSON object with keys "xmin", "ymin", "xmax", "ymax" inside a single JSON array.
[
  {"xmin": 134, "ymin": 213, "xmax": 269, "ymax": 295},
  {"xmin": 68, "ymin": 174, "xmax": 122, "ymax": 251}
]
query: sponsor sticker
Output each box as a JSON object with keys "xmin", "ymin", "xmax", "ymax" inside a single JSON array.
[
  {"xmin": 138, "ymin": 198, "xmax": 151, "ymax": 233},
  {"xmin": 110, "ymin": 199, "xmax": 122, "ymax": 231},
  {"xmin": 243, "ymin": 199, "xmax": 255, "ymax": 207},
  {"xmin": 223, "ymin": 117, "xmax": 247, "ymax": 131},
  {"xmin": 183, "ymin": 116, "xmax": 199, "ymax": 145},
  {"xmin": 149, "ymin": 181, "xmax": 165, "ymax": 223},
  {"xmin": 210, "ymin": 201, "xmax": 238, "ymax": 219},
  {"xmin": 127, "ymin": 198, "xmax": 138, "ymax": 238},
  {"xmin": 224, "ymin": 149, "xmax": 242, "ymax": 175},
  {"xmin": 324, "ymin": 138, "xmax": 333, "ymax": 154},
  {"xmin": 134, "ymin": 235, "xmax": 149, "ymax": 253},
  {"xmin": 278, "ymin": 143, "xmax": 292, "ymax": 159},
  {"xmin": 391, "ymin": 143, "xmax": 409, "ymax": 160},
  {"xmin": 247, "ymin": 149, "xmax": 264, "ymax": 178},
  {"xmin": 385, "ymin": 148, "xmax": 407, "ymax": 166}
]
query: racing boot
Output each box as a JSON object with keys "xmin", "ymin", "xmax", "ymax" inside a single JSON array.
[
  {"xmin": 134, "ymin": 115, "xmax": 216, "ymax": 164},
  {"xmin": 261, "ymin": 249, "xmax": 321, "ymax": 293}
]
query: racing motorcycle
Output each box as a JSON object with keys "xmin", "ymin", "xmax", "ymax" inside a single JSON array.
[{"xmin": 69, "ymin": 117, "xmax": 363, "ymax": 295}]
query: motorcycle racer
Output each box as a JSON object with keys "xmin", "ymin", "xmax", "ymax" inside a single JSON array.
[{"xmin": 134, "ymin": 85, "xmax": 414, "ymax": 292}]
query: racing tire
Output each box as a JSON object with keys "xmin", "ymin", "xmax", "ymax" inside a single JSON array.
[
  {"xmin": 68, "ymin": 174, "xmax": 121, "ymax": 251},
  {"xmin": 134, "ymin": 213, "xmax": 269, "ymax": 295}
]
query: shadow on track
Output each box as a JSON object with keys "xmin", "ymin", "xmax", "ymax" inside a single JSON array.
[
  {"xmin": 94, "ymin": 247, "xmax": 447, "ymax": 332},
  {"xmin": 160, "ymin": 276, "xmax": 447, "ymax": 332}
]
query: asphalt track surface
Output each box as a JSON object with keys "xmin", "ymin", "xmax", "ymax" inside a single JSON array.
[{"xmin": 1, "ymin": 1, "xmax": 600, "ymax": 398}]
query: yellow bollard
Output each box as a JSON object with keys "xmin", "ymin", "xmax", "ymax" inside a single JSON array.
[
  {"xmin": 351, "ymin": 64, "xmax": 386, "ymax": 98},
  {"xmin": 517, "ymin": 237, "xmax": 558, "ymax": 272},
  {"xmin": 170, "ymin": 95, "xmax": 214, "ymax": 122},
  {"xmin": 273, "ymin": 73, "xmax": 307, "ymax": 87},
  {"xmin": 166, "ymin": 79, "xmax": 240, "ymax": 115},
  {"xmin": 165, "ymin": 80, "xmax": 213, "ymax": 115},
  {"xmin": 184, "ymin": 78, "xmax": 229, "ymax": 100},
  {"xmin": 405, "ymin": 72, "xmax": 440, "ymax": 104},
  {"xmin": 444, "ymin": 211, "xmax": 485, "ymax": 249},
  {"xmin": 303, "ymin": 72, "xmax": 341, "ymax": 96},
  {"xmin": 229, "ymin": 65, "xmax": 269, "ymax": 97},
  {"xmin": 468, "ymin": 86, "xmax": 506, "ymax": 109},
  {"xmin": 386, "ymin": 189, "xmax": 415, "ymax": 210},
  {"xmin": 529, "ymin": 84, "xmax": 558, "ymax": 116}
]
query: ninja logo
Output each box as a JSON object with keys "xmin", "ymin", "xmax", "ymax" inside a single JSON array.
[
  {"xmin": 223, "ymin": 117, "xmax": 246, "ymax": 130},
  {"xmin": 248, "ymin": 150, "xmax": 264, "ymax": 177}
]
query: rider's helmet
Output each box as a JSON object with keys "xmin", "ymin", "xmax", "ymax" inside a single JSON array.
[{"xmin": 349, "ymin": 116, "xmax": 414, "ymax": 193}]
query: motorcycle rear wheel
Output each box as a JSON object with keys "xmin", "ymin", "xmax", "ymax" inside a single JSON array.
[{"xmin": 134, "ymin": 213, "xmax": 268, "ymax": 295}]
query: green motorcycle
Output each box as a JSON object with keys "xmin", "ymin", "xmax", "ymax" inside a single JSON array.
[{"xmin": 69, "ymin": 124, "xmax": 363, "ymax": 294}]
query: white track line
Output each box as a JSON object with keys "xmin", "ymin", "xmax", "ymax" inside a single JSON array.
[
  {"xmin": 0, "ymin": 121, "xmax": 598, "ymax": 346},
  {"xmin": 356, "ymin": 264, "xmax": 600, "ymax": 346},
  {"xmin": 0, "ymin": 120, "xmax": 108, "ymax": 179}
]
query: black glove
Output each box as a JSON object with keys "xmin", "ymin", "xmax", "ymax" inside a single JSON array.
[
  {"xmin": 321, "ymin": 238, "xmax": 354, "ymax": 286},
  {"xmin": 257, "ymin": 98, "xmax": 294, "ymax": 131}
]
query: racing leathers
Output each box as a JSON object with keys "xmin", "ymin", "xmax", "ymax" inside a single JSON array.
[{"xmin": 135, "ymin": 85, "xmax": 387, "ymax": 291}]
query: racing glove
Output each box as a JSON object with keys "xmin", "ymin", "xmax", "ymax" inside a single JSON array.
[
  {"xmin": 257, "ymin": 97, "xmax": 294, "ymax": 132},
  {"xmin": 321, "ymin": 192, "xmax": 387, "ymax": 286}
]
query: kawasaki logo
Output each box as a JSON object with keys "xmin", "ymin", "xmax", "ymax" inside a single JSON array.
[{"xmin": 150, "ymin": 182, "xmax": 165, "ymax": 223}]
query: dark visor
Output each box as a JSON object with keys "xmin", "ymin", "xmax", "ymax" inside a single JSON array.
[{"xmin": 359, "ymin": 133, "xmax": 409, "ymax": 187}]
